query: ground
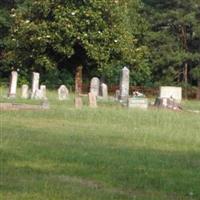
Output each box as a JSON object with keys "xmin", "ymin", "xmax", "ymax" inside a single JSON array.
[{"xmin": 0, "ymin": 88, "xmax": 200, "ymax": 200}]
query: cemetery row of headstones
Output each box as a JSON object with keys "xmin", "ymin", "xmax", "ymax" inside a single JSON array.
[
  {"xmin": 6, "ymin": 68, "xmax": 183, "ymax": 110},
  {"xmin": 8, "ymin": 72, "xmax": 47, "ymax": 100},
  {"xmin": 6, "ymin": 71, "xmax": 108, "ymax": 102},
  {"xmin": 116, "ymin": 66, "xmax": 183, "ymax": 110}
]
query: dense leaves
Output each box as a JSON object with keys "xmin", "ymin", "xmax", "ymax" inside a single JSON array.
[
  {"xmin": 0, "ymin": 0, "xmax": 200, "ymax": 89},
  {"xmin": 1, "ymin": 0, "xmax": 148, "ymax": 86},
  {"xmin": 143, "ymin": 0, "xmax": 200, "ymax": 86}
]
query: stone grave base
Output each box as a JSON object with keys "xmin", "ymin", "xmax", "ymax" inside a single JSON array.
[
  {"xmin": 154, "ymin": 97, "xmax": 182, "ymax": 111},
  {"xmin": 128, "ymin": 97, "xmax": 148, "ymax": 109}
]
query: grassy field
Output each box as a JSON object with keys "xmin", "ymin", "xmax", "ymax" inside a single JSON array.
[{"xmin": 1, "ymin": 88, "xmax": 200, "ymax": 200}]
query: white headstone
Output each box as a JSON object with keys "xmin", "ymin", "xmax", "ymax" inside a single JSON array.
[
  {"xmin": 90, "ymin": 77, "xmax": 100, "ymax": 96},
  {"xmin": 159, "ymin": 86, "xmax": 182, "ymax": 103},
  {"xmin": 40, "ymin": 85, "xmax": 47, "ymax": 99},
  {"xmin": 58, "ymin": 85, "xmax": 69, "ymax": 100},
  {"xmin": 31, "ymin": 72, "xmax": 40, "ymax": 99},
  {"xmin": 21, "ymin": 84, "xmax": 29, "ymax": 99},
  {"xmin": 119, "ymin": 67, "xmax": 129, "ymax": 101},
  {"xmin": 100, "ymin": 83, "xmax": 108, "ymax": 99},
  {"xmin": 8, "ymin": 71, "xmax": 18, "ymax": 98}
]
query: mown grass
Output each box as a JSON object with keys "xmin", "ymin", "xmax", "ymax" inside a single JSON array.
[{"xmin": 1, "ymin": 88, "xmax": 200, "ymax": 200}]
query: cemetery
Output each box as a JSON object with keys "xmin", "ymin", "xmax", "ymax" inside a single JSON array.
[
  {"xmin": 1, "ymin": 68, "xmax": 200, "ymax": 200},
  {"xmin": 1, "ymin": 1, "xmax": 200, "ymax": 200}
]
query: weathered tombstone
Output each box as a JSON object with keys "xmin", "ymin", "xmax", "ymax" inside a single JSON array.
[
  {"xmin": 8, "ymin": 71, "xmax": 18, "ymax": 98},
  {"xmin": 21, "ymin": 84, "xmax": 29, "ymax": 99},
  {"xmin": 31, "ymin": 72, "xmax": 40, "ymax": 99},
  {"xmin": 58, "ymin": 85, "xmax": 69, "ymax": 100},
  {"xmin": 154, "ymin": 97, "xmax": 182, "ymax": 111},
  {"xmin": 159, "ymin": 86, "xmax": 182, "ymax": 103},
  {"xmin": 119, "ymin": 67, "xmax": 129, "ymax": 102},
  {"xmin": 88, "ymin": 92, "xmax": 97, "ymax": 108},
  {"xmin": 100, "ymin": 83, "xmax": 108, "ymax": 99},
  {"xmin": 75, "ymin": 96, "xmax": 83, "ymax": 109},
  {"xmin": 40, "ymin": 85, "xmax": 47, "ymax": 99},
  {"xmin": 34, "ymin": 89, "xmax": 43, "ymax": 100},
  {"xmin": 75, "ymin": 65, "xmax": 83, "ymax": 94},
  {"xmin": 90, "ymin": 77, "xmax": 100, "ymax": 96}
]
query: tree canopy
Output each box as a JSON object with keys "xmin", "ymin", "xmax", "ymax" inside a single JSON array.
[{"xmin": 0, "ymin": 0, "xmax": 200, "ymax": 91}]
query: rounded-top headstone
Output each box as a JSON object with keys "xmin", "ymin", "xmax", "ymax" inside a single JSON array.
[
  {"xmin": 90, "ymin": 77, "xmax": 100, "ymax": 96},
  {"xmin": 100, "ymin": 83, "xmax": 108, "ymax": 99},
  {"xmin": 58, "ymin": 85, "xmax": 69, "ymax": 100}
]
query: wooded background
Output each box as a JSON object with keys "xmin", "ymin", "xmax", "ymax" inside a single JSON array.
[{"xmin": 0, "ymin": 0, "xmax": 200, "ymax": 97}]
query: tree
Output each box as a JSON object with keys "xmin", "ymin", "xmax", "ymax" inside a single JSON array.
[
  {"xmin": 3, "ymin": 0, "xmax": 148, "ymax": 87},
  {"xmin": 142, "ymin": 0, "xmax": 200, "ymax": 89},
  {"xmin": 191, "ymin": 66, "xmax": 200, "ymax": 99}
]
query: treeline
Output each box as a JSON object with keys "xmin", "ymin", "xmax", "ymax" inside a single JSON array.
[{"xmin": 0, "ymin": 0, "xmax": 200, "ymax": 90}]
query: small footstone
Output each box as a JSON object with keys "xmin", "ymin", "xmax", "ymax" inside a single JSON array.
[
  {"xmin": 75, "ymin": 96, "xmax": 83, "ymax": 109},
  {"xmin": 88, "ymin": 92, "xmax": 97, "ymax": 108}
]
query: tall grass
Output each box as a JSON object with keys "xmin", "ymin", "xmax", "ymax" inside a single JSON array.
[{"xmin": 1, "ymin": 88, "xmax": 200, "ymax": 200}]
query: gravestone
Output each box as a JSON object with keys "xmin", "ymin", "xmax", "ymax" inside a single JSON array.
[
  {"xmin": 31, "ymin": 72, "xmax": 40, "ymax": 99},
  {"xmin": 8, "ymin": 71, "xmax": 18, "ymax": 98},
  {"xmin": 58, "ymin": 85, "xmax": 69, "ymax": 100},
  {"xmin": 34, "ymin": 89, "xmax": 43, "ymax": 100},
  {"xmin": 75, "ymin": 96, "xmax": 83, "ymax": 109},
  {"xmin": 40, "ymin": 85, "xmax": 47, "ymax": 99},
  {"xmin": 75, "ymin": 65, "xmax": 83, "ymax": 94},
  {"xmin": 128, "ymin": 97, "xmax": 148, "ymax": 109},
  {"xmin": 159, "ymin": 86, "xmax": 182, "ymax": 103},
  {"xmin": 119, "ymin": 67, "xmax": 129, "ymax": 101},
  {"xmin": 90, "ymin": 77, "xmax": 100, "ymax": 96},
  {"xmin": 100, "ymin": 83, "xmax": 108, "ymax": 99},
  {"xmin": 154, "ymin": 97, "xmax": 182, "ymax": 111},
  {"xmin": 21, "ymin": 84, "xmax": 29, "ymax": 99},
  {"xmin": 88, "ymin": 92, "xmax": 97, "ymax": 108}
]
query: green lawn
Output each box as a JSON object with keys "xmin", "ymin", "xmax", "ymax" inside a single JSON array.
[{"xmin": 1, "ymin": 89, "xmax": 200, "ymax": 200}]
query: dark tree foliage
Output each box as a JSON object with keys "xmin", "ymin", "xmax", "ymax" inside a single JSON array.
[{"xmin": 142, "ymin": 0, "xmax": 200, "ymax": 87}]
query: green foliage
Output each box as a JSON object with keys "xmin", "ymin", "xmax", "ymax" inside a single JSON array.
[
  {"xmin": 1, "ymin": 0, "xmax": 149, "ymax": 86},
  {"xmin": 191, "ymin": 66, "xmax": 200, "ymax": 80},
  {"xmin": 1, "ymin": 0, "xmax": 200, "ymax": 87},
  {"xmin": 142, "ymin": 0, "xmax": 200, "ymax": 85}
]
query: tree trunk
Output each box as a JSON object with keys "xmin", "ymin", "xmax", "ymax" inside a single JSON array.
[
  {"xmin": 197, "ymin": 79, "xmax": 200, "ymax": 100},
  {"xmin": 183, "ymin": 62, "xmax": 188, "ymax": 99},
  {"xmin": 179, "ymin": 25, "xmax": 189, "ymax": 99},
  {"xmin": 75, "ymin": 65, "xmax": 83, "ymax": 95}
]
